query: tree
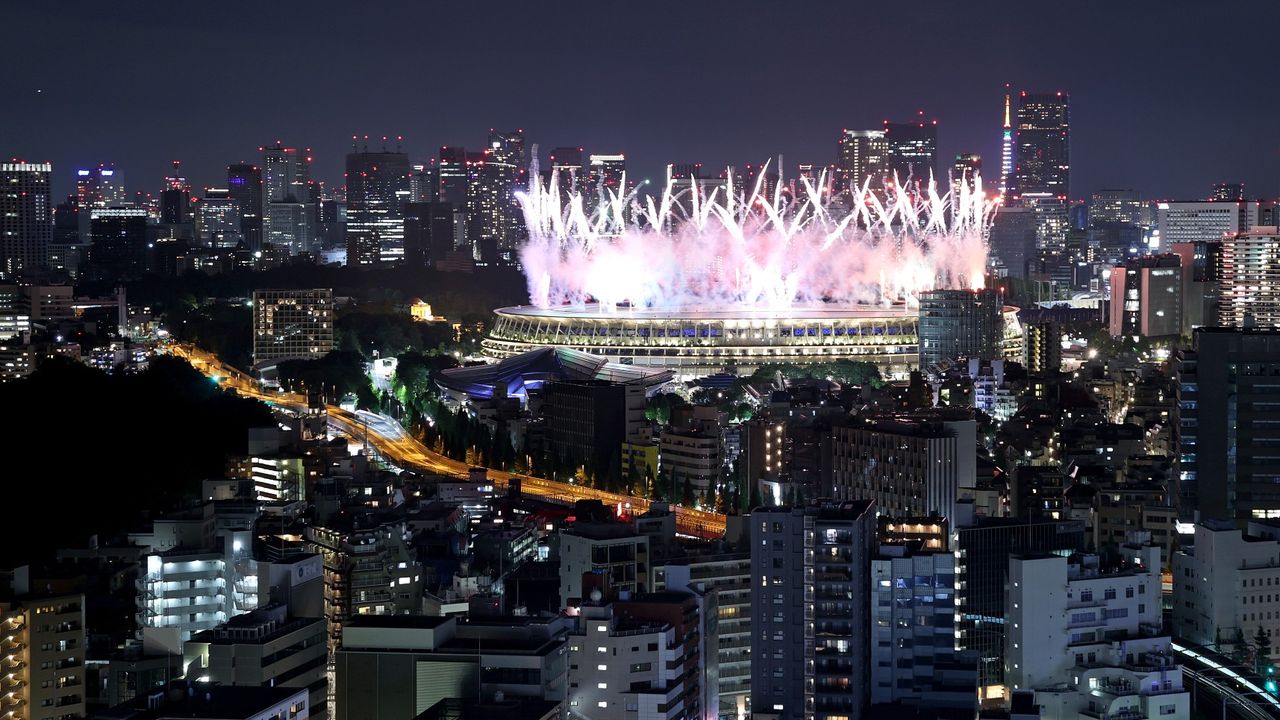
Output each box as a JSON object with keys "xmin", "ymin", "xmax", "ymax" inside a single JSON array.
[
  {"xmin": 681, "ymin": 476, "xmax": 695, "ymax": 507},
  {"xmin": 1257, "ymin": 625, "xmax": 1273, "ymax": 678}
]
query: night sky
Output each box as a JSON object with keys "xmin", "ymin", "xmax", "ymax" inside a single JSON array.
[{"xmin": 5, "ymin": 1, "xmax": 1278, "ymax": 203}]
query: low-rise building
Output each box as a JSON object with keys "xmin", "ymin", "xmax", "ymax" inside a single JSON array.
[{"xmin": 1173, "ymin": 520, "xmax": 1280, "ymax": 650}]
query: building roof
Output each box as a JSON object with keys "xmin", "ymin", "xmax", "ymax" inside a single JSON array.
[
  {"xmin": 97, "ymin": 683, "xmax": 305, "ymax": 719},
  {"xmin": 437, "ymin": 346, "xmax": 673, "ymax": 401}
]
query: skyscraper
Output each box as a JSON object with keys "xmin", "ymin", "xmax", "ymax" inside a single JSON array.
[
  {"xmin": 480, "ymin": 129, "xmax": 528, "ymax": 262},
  {"xmin": 261, "ymin": 142, "xmax": 311, "ymax": 204},
  {"xmin": 199, "ymin": 188, "xmax": 242, "ymax": 248},
  {"xmin": 1108, "ymin": 255, "xmax": 1183, "ymax": 338},
  {"xmin": 883, "ymin": 120, "xmax": 938, "ymax": 187},
  {"xmin": 836, "ymin": 129, "xmax": 888, "ymax": 191},
  {"xmin": 1211, "ymin": 182, "xmax": 1244, "ymax": 202},
  {"xmin": 1009, "ymin": 91, "xmax": 1070, "ymax": 202},
  {"xmin": 1090, "ymin": 189, "xmax": 1144, "ymax": 226},
  {"xmin": 1, "ymin": 161, "xmax": 52, "ymax": 278},
  {"xmin": 89, "ymin": 208, "xmax": 149, "ymax": 279},
  {"xmin": 585, "ymin": 154, "xmax": 626, "ymax": 220},
  {"xmin": 402, "ymin": 201, "xmax": 455, "ymax": 267},
  {"xmin": 75, "ymin": 163, "xmax": 125, "ymax": 209},
  {"xmin": 751, "ymin": 501, "xmax": 875, "ymax": 720},
  {"xmin": 409, "ymin": 162, "xmax": 439, "ymax": 203},
  {"xmin": 951, "ymin": 153, "xmax": 982, "ymax": 196},
  {"xmin": 1176, "ymin": 328, "xmax": 1280, "ymax": 522},
  {"xmin": 548, "ymin": 146, "xmax": 584, "ymax": 197},
  {"xmin": 227, "ymin": 163, "xmax": 264, "ymax": 251},
  {"xmin": 344, "ymin": 147, "xmax": 410, "ymax": 265}
]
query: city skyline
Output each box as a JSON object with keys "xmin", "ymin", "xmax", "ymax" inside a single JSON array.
[{"xmin": 4, "ymin": 2, "xmax": 1280, "ymax": 201}]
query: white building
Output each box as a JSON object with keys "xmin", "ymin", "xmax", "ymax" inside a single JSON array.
[
  {"xmin": 137, "ymin": 550, "xmax": 234, "ymax": 641},
  {"xmin": 251, "ymin": 455, "xmax": 305, "ymax": 503},
  {"xmin": 1155, "ymin": 200, "xmax": 1258, "ymax": 251},
  {"xmin": 558, "ymin": 523, "xmax": 650, "ymax": 605},
  {"xmin": 659, "ymin": 428, "xmax": 722, "ymax": 497},
  {"xmin": 1007, "ymin": 541, "xmax": 1188, "ymax": 720},
  {"xmin": 1173, "ymin": 520, "xmax": 1280, "ymax": 650},
  {"xmin": 1218, "ymin": 227, "xmax": 1280, "ymax": 328},
  {"xmin": 566, "ymin": 593, "xmax": 714, "ymax": 720}
]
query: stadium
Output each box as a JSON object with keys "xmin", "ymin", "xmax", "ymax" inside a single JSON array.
[{"xmin": 482, "ymin": 303, "xmax": 923, "ymax": 379}]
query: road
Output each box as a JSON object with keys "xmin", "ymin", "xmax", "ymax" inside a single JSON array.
[{"xmin": 169, "ymin": 343, "xmax": 728, "ymax": 539}]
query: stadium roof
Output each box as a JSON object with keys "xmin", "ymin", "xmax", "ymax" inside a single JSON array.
[{"xmin": 437, "ymin": 347, "xmax": 673, "ymax": 401}]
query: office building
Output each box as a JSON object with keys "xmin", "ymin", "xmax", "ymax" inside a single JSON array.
[
  {"xmin": 1169, "ymin": 241, "xmax": 1220, "ymax": 334},
  {"xmin": 543, "ymin": 380, "xmax": 646, "ymax": 489},
  {"xmin": 660, "ymin": 553, "xmax": 752, "ymax": 719},
  {"xmin": 750, "ymin": 501, "xmax": 875, "ymax": 720},
  {"xmin": 402, "ymin": 201, "xmax": 455, "ymax": 267},
  {"xmin": 334, "ymin": 615, "xmax": 568, "ymax": 720},
  {"xmin": 1009, "ymin": 91, "xmax": 1070, "ymax": 202},
  {"xmin": 1218, "ymin": 227, "xmax": 1280, "ymax": 328},
  {"xmin": 1108, "ymin": 255, "xmax": 1182, "ymax": 338},
  {"xmin": 1090, "ymin": 189, "xmax": 1144, "ymax": 227},
  {"xmin": 409, "ymin": 163, "xmax": 438, "ymax": 203},
  {"xmin": 484, "ymin": 128, "xmax": 528, "ymax": 261},
  {"xmin": 831, "ymin": 412, "xmax": 977, "ymax": 523},
  {"xmin": 883, "ymin": 120, "xmax": 937, "ymax": 186},
  {"xmin": 344, "ymin": 149, "xmax": 410, "ymax": 265},
  {"xmin": 0, "ymin": 591, "xmax": 86, "ymax": 720},
  {"xmin": 585, "ymin": 154, "xmax": 626, "ymax": 216},
  {"xmin": 184, "ymin": 605, "xmax": 327, "ymax": 717},
  {"xmin": 262, "ymin": 142, "xmax": 312, "ymax": 205},
  {"xmin": 89, "ymin": 208, "xmax": 149, "ymax": 279},
  {"xmin": 1, "ymin": 161, "xmax": 52, "ymax": 278},
  {"xmin": 558, "ymin": 521, "xmax": 650, "ymax": 605},
  {"xmin": 1156, "ymin": 200, "xmax": 1257, "ymax": 251},
  {"xmin": 1173, "ymin": 520, "xmax": 1280, "ymax": 649},
  {"xmin": 1007, "ymin": 542, "xmax": 1188, "ymax": 720},
  {"xmin": 266, "ymin": 200, "xmax": 313, "ymax": 254},
  {"xmin": 918, "ymin": 288, "xmax": 1003, "ymax": 367},
  {"xmin": 566, "ymin": 590, "xmax": 715, "ymax": 720},
  {"xmin": 251, "ymin": 289, "xmax": 334, "ymax": 367},
  {"xmin": 836, "ymin": 129, "xmax": 888, "ymax": 191},
  {"xmin": 227, "ymin": 163, "xmax": 264, "ymax": 251},
  {"xmin": 136, "ymin": 550, "xmax": 238, "ymax": 641},
  {"xmin": 1175, "ymin": 328, "xmax": 1280, "ymax": 522},
  {"xmin": 199, "ymin": 188, "xmax": 242, "ymax": 248},
  {"xmin": 951, "ymin": 153, "xmax": 981, "ymax": 196},
  {"xmin": 988, "ymin": 206, "xmax": 1037, "ymax": 279},
  {"xmin": 549, "ymin": 146, "xmax": 584, "ymax": 197},
  {"xmin": 954, "ymin": 516, "xmax": 1087, "ymax": 689},
  {"xmin": 75, "ymin": 163, "xmax": 125, "ymax": 210},
  {"xmin": 870, "ymin": 542, "xmax": 976, "ymax": 711}
]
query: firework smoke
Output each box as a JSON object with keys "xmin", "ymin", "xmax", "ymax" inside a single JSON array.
[{"xmin": 518, "ymin": 163, "xmax": 994, "ymax": 311}]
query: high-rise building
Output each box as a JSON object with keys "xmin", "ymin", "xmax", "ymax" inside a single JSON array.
[
  {"xmin": 951, "ymin": 153, "xmax": 981, "ymax": 196},
  {"xmin": 1175, "ymin": 328, "xmax": 1280, "ymax": 522},
  {"xmin": 402, "ymin": 201, "xmax": 456, "ymax": 267},
  {"xmin": 0, "ymin": 591, "xmax": 87, "ymax": 720},
  {"xmin": 266, "ymin": 201, "xmax": 314, "ymax": 255},
  {"xmin": 344, "ymin": 148, "xmax": 410, "ymax": 265},
  {"xmin": 917, "ymin": 288, "xmax": 1003, "ymax": 367},
  {"xmin": 437, "ymin": 146, "xmax": 470, "ymax": 207},
  {"xmin": 883, "ymin": 120, "xmax": 938, "ymax": 187},
  {"xmin": 1108, "ymin": 254, "xmax": 1183, "ymax": 338},
  {"xmin": 262, "ymin": 143, "xmax": 312, "ymax": 204},
  {"xmin": 1023, "ymin": 321, "xmax": 1061, "ymax": 375},
  {"xmin": 988, "ymin": 206, "xmax": 1037, "ymax": 279},
  {"xmin": 751, "ymin": 501, "xmax": 875, "ymax": 720},
  {"xmin": 836, "ymin": 129, "xmax": 888, "ymax": 191},
  {"xmin": 831, "ymin": 412, "xmax": 977, "ymax": 523},
  {"xmin": 1009, "ymin": 91, "xmax": 1070, "ymax": 202},
  {"xmin": 251, "ymin": 289, "xmax": 334, "ymax": 367},
  {"xmin": 870, "ymin": 542, "xmax": 976, "ymax": 711},
  {"xmin": 1156, "ymin": 200, "xmax": 1257, "ymax": 251},
  {"xmin": 89, "ymin": 208, "xmax": 149, "ymax": 279},
  {"xmin": 199, "ymin": 188, "xmax": 242, "ymax": 248},
  {"xmin": 227, "ymin": 164, "xmax": 264, "ymax": 251},
  {"xmin": 1218, "ymin": 227, "xmax": 1280, "ymax": 328},
  {"xmin": 486, "ymin": 129, "xmax": 528, "ymax": 261},
  {"xmin": 76, "ymin": 162, "xmax": 125, "ymax": 210},
  {"xmin": 999, "ymin": 92, "xmax": 1013, "ymax": 199},
  {"xmin": 585, "ymin": 154, "xmax": 626, "ymax": 216},
  {"xmin": 1211, "ymin": 182, "xmax": 1244, "ymax": 202},
  {"xmin": 0, "ymin": 161, "xmax": 52, "ymax": 278},
  {"xmin": 549, "ymin": 146, "xmax": 584, "ymax": 197},
  {"xmin": 1090, "ymin": 189, "xmax": 1144, "ymax": 226}
]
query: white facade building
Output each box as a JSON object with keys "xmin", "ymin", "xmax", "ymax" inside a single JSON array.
[
  {"xmin": 1155, "ymin": 201, "xmax": 1258, "ymax": 251},
  {"xmin": 1173, "ymin": 520, "xmax": 1280, "ymax": 649},
  {"xmin": 559, "ymin": 524, "xmax": 650, "ymax": 605},
  {"xmin": 1007, "ymin": 541, "xmax": 1188, "ymax": 720}
]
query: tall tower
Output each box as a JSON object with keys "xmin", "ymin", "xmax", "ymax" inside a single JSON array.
[
  {"xmin": 344, "ymin": 141, "xmax": 411, "ymax": 265},
  {"xmin": 999, "ymin": 91, "xmax": 1013, "ymax": 199},
  {"xmin": 883, "ymin": 117, "xmax": 938, "ymax": 189},
  {"xmin": 226, "ymin": 163, "xmax": 264, "ymax": 251},
  {"xmin": 1009, "ymin": 91, "xmax": 1070, "ymax": 202}
]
